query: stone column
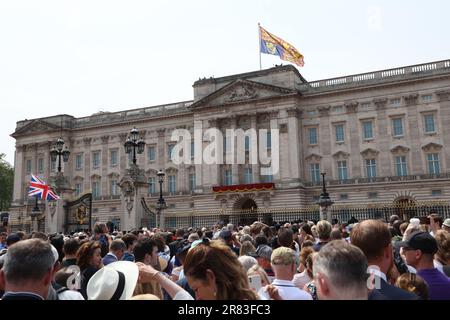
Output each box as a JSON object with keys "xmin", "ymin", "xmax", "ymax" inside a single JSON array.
[
  {"xmin": 318, "ymin": 106, "xmax": 332, "ymax": 176},
  {"xmin": 436, "ymin": 90, "xmax": 450, "ymax": 170},
  {"xmin": 157, "ymin": 128, "xmax": 166, "ymax": 171},
  {"xmin": 269, "ymin": 111, "xmax": 280, "ymax": 183},
  {"xmin": 101, "ymin": 135, "xmax": 109, "ymax": 197},
  {"xmin": 249, "ymin": 113, "xmax": 260, "ymax": 183},
  {"xmin": 373, "ymin": 99, "xmax": 390, "ymax": 177},
  {"xmin": 404, "ymin": 94, "xmax": 422, "ymax": 174},
  {"xmin": 13, "ymin": 145, "xmax": 25, "ymax": 204},
  {"xmin": 286, "ymin": 107, "xmax": 302, "ymax": 184},
  {"xmin": 230, "ymin": 116, "xmax": 239, "ymax": 185},
  {"xmin": 345, "ymin": 102, "xmax": 361, "ymax": 178},
  {"xmin": 83, "ymin": 138, "xmax": 92, "ymax": 192}
]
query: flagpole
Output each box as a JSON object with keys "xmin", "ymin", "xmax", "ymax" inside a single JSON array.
[{"xmin": 258, "ymin": 22, "xmax": 262, "ymax": 70}]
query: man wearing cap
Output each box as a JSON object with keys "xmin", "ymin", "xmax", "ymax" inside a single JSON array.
[
  {"xmin": 397, "ymin": 231, "xmax": 450, "ymax": 300},
  {"xmin": 249, "ymin": 245, "xmax": 275, "ymax": 280},
  {"xmin": 258, "ymin": 247, "xmax": 312, "ymax": 300},
  {"xmin": 442, "ymin": 219, "xmax": 450, "ymax": 233}
]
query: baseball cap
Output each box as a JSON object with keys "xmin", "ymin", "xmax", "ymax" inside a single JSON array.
[
  {"xmin": 248, "ymin": 244, "xmax": 273, "ymax": 261},
  {"xmin": 395, "ymin": 231, "xmax": 438, "ymax": 254}
]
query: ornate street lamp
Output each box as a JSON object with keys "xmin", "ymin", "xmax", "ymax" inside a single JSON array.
[
  {"xmin": 50, "ymin": 137, "xmax": 70, "ymax": 172},
  {"xmin": 316, "ymin": 171, "xmax": 334, "ymax": 221},
  {"xmin": 155, "ymin": 169, "xmax": 167, "ymax": 229},
  {"xmin": 124, "ymin": 127, "xmax": 145, "ymax": 165}
]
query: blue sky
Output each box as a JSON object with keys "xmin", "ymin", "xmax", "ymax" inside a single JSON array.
[{"xmin": 1, "ymin": 0, "xmax": 449, "ymax": 165}]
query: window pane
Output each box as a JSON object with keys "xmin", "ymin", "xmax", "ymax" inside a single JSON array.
[
  {"xmin": 189, "ymin": 174, "xmax": 196, "ymax": 191},
  {"xmin": 366, "ymin": 159, "xmax": 377, "ymax": 178},
  {"xmin": 148, "ymin": 146, "xmax": 156, "ymax": 161},
  {"xmin": 266, "ymin": 132, "xmax": 271, "ymax": 149},
  {"xmin": 335, "ymin": 125, "xmax": 344, "ymax": 142},
  {"xmin": 424, "ymin": 114, "xmax": 435, "ymax": 133},
  {"xmin": 110, "ymin": 150, "xmax": 117, "ymax": 167},
  {"xmin": 168, "ymin": 145, "xmax": 174, "ymax": 160},
  {"xmin": 310, "ymin": 163, "xmax": 320, "ymax": 182},
  {"xmin": 245, "ymin": 136, "xmax": 250, "ymax": 151},
  {"xmin": 363, "ymin": 121, "xmax": 373, "ymax": 139},
  {"xmin": 148, "ymin": 177, "xmax": 156, "ymax": 194},
  {"xmin": 244, "ymin": 168, "xmax": 253, "ymax": 184},
  {"xmin": 38, "ymin": 158, "xmax": 44, "ymax": 173},
  {"xmin": 309, "ymin": 128, "xmax": 317, "ymax": 145},
  {"xmin": 224, "ymin": 170, "xmax": 232, "ymax": 186},
  {"xmin": 393, "ymin": 118, "xmax": 403, "ymax": 136},
  {"xmin": 338, "ymin": 161, "xmax": 348, "ymax": 180},
  {"xmin": 427, "ymin": 153, "xmax": 440, "ymax": 175},
  {"xmin": 168, "ymin": 175, "xmax": 176, "ymax": 193},
  {"xmin": 396, "ymin": 156, "xmax": 407, "ymax": 176}
]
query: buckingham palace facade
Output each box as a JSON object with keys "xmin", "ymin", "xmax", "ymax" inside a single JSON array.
[{"xmin": 9, "ymin": 59, "xmax": 450, "ymax": 231}]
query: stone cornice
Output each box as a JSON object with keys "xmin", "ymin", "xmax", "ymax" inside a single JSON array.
[
  {"xmin": 344, "ymin": 102, "xmax": 359, "ymax": 113},
  {"xmin": 156, "ymin": 128, "xmax": 166, "ymax": 137},
  {"xmin": 83, "ymin": 137, "xmax": 92, "ymax": 146},
  {"xmin": 318, "ymin": 106, "xmax": 331, "ymax": 117},
  {"xmin": 269, "ymin": 111, "xmax": 279, "ymax": 120},
  {"xmin": 435, "ymin": 89, "xmax": 450, "ymax": 101},
  {"xmin": 286, "ymin": 107, "xmax": 301, "ymax": 118},
  {"xmin": 373, "ymin": 98, "xmax": 388, "ymax": 110},
  {"xmin": 101, "ymin": 135, "xmax": 110, "ymax": 143}
]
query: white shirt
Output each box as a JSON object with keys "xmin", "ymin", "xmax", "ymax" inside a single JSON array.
[
  {"xmin": 292, "ymin": 270, "xmax": 311, "ymax": 290},
  {"xmin": 367, "ymin": 266, "xmax": 387, "ymax": 282},
  {"xmin": 258, "ymin": 279, "xmax": 312, "ymax": 300},
  {"xmin": 58, "ymin": 290, "xmax": 85, "ymax": 300},
  {"xmin": 434, "ymin": 259, "xmax": 445, "ymax": 274}
]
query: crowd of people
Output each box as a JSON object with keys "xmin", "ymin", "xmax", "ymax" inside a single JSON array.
[{"xmin": 0, "ymin": 213, "xmax": 449, "ymax": 300}]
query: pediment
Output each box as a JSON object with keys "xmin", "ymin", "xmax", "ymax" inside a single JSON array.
[
  {"xmin": 360, "ymin": 148, "xmax": 379, "ymax": 157},
  {"xmin": 332, "ymin": 151, "xmax": 350, "ymax": 159},
  {"xmin": 73, "ymin": 175, "xmax": 84, "ymax": 181},
  {"xmin": 189, "ymin": 79, "xmax": 298, "ymax": 109},
  {"xmin": 146, "ymin": 168, "xmax": 159, "ymax": 175},
  {"xmin": 166, "ymin": 166, "xmax": 178, "ymax": 174},
  {"xmin": 107, "ymin": 172, "xmax": 120, "ymax": 178},
  {"xmin": 305, "ymin": 153, "xmax": 322, "ymax": 161},
  {"xmin": 11, "ymin": 119, "xmax": 61, "ymax": 138},
  {"xmin": 390, "ymin": 145, "xmax": 410, "ymax": 153},
  {"xmin": 421, "ymin": 142, "xmax": 443, "ymax": 151}
]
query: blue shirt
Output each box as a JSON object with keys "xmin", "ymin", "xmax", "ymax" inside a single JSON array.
[
  {"xmin": 417, "ymin": 268, "xmax": 450, "ymax": 300},
  {"xmin": 122, "ymin": 251, "xmax": 135, "ymax": 262}
]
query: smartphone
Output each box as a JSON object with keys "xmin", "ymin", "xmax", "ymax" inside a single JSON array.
[{"xmin": 248, "ymin": 274, "xmax": 262, "ymax": 292}]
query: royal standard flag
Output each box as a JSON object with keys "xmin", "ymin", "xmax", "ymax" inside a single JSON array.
[{"xmin": 259, "ymin": 25, "xmax": 304, "ymax": 67}]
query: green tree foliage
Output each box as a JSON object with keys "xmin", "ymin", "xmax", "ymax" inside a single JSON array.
[{"xmin": 0, "ymin": 153, "xmax": 14, "ymax": 211}]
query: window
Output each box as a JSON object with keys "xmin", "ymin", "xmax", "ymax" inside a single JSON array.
[
  {"xmin": 368, "ymin": 192, "xmax": 378, "ymax": 199},
  {"xmin": 335, "ymin": 124, "xmax": 345, "ymax": 143},
  {"xmin": 310, "ymin": 163, "xmax": 320, "ymax": 183},
  {"xmin": 148, "ymin": 177, "xmax": 156, "ymax": 194},
  {"xmin": 424, "ymin": 114, "xmax": 436, "ymax": 133},
  {"xmin": 307, "ymin": 110, "xmax": 317, "ymax": 117},
  {"xmin": 261, "ymin": 168, "xmax": 273, "ymax": 183},
  {"xmin": 26, "ymin": 159, "xmax": 32, "ymax": 174},
  {"xmin": 75, "ymin": 154, "xmax": 83, "ymax": 170},
  {"xmin": 38, "ymin": 158, "xmax": 44, "ymax": 173},
  {"xmin": 308, "ymin": 128, "xmax": 318, "ymax": 145},
  {"xmin": 427, "ymin": 153, "xmax": 440, "ymax": 175},
  {"xmin": 168, "ymin": 175, "xmax": 176, "ymax": 193},
  {"xmin": 168, "ymin": 144, "xmax": 175, "ymax": 161},
  {"xmin": 224, "ymin": 170, "xmax": 232, "ymax": 186},
  {"xmin": 189, "ymin": 173, "xmax": 196, "ymax": 191},
  {"xmin": 340, "ymin": 194, "xmax": 348, "ymax": 200},
  {"xmin": 92, "ymin": 181, "xmax": 101, "ymax": 198},
  {"xmin": 360, "ymin": 102, "xmax": 371, "ymax": 110},
  {"xmin": 366, "ymin": 159, "xmax": 377, "ymax": 178},
  {"xmin": 432, "ymin": 190, "xmax": 442, "ymax": 196},
  {"xmin": 244, "ymin": 168, "xmax": 253, "ymax": 184},
  {"xmin": 110, "ymin": 150, "xmax": 118, "ymax": 167},
  {"xmin": 422, "ymin": 94, "xmax": 432, "ymax": 102},
  {"xmin": 245, "ymin": 136, "xmax": 250, "ymax": 152},
  {"xmin": 51, "ymin": 160, "xmax": 56, "ymax": 172},
  {"xmin": 392, "ymin": 118, "xmax": 404, "ymax": 137},
  {"xmin": 148, "ymin": 146, "xmax": 156, "ymax": 162},
  {"xmin": 110, "ymin": 180, "xmax": 118, "ymax": 196},
  {"xmin": 75, "ymin": 183, "xmax": 83, "ymax": 197},
  {"xmin": 337, "ymin": 161, "xmax": 348, "ymax": 180},
  {"xmin": 332, "ymin": 106, "xmax": 343, "ymax": 113},
  {"xmin": 190, "ymin": 141, "xmax": 195, "ymax": 161},
  {"xmin": 92, "ymin": 152, "xmax": 100, "ymax": 169},
  {"xmin": 395, "ymin": 156, "xmax": 408, "ymax": 176},
  {"xmin": 266, "ymin": 131, "xmax": 271, "ymax": 150},
  {"xmin": 362, "ymin": 121, "xmax": 374, "ymax": 140},
  {"xmin": 390, "ymin": 98, "xmax": 401, "ymax": 106}
]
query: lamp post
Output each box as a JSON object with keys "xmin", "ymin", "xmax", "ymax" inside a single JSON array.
[
  {"xmin": 156, "ymin": 169, "xmax": 166, "ymax": 230},
  {"xmin": 316, "ymin": 171, "xmax": 334, "ymax": 221},
  {"xmin": 50, "ymin": 137, "xmax": 70, "ymax": 173},
  {"xmin": 124, "ymin": 127, "xmax": 145, "ymax": 165},
  {"xmin": 30, "ymin": 195, "xmax": 40, "ymax": 231}
]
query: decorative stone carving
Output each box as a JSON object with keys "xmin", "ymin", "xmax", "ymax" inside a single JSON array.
[
  {"xmin": 286, "ymin": 107, "xmax": 300, "ymax": 118},
  {"xmin": 119, "ymin": 177, "xmax": 135, "ymax": 215},
  {"xmin": 101, "ymin": 135, "xmax": 110, "ymax": 143},
  {"xmin": 305, "ymin": 153, "xmax": 322, "ymax": 161},
  {"xmin": 403, "ymin": 94, "xmax": 419, "ymax": 106},
  {"xmin": 48, "ymin": 201, "xmax": 57, "ymax": 218},
  {"xmin": 16, "ymin": 145, "xmax": 25, "ymax": 152},
  {"xmin": 373, "ymin": 98, "xmax": 388, "ymax": 110},
  {"xmin": 435, "ymin": 89, "xmax": 450, "ymax": 101},
  {"xmin": 279, "ymin": 123, "xmax": 288, "ymax": 133},
  {"xmin": 332, "ymin": 150, "xmax": 350, "ymax": 159},
  {"xmin": 224, "ymin": 84, "xmax": 257, "ymax": 102},
  {"xmin": 360, "ymin": 148, "xmax": 379, "ymax": 158},
  {"xmin": 421, "ymin": 142, "xmax": 443, "ymax": 152},
  {"xmin": 318, "ymin": 106, "xmax": 331, "ymax": 117},
  {"xmin": 390, "ymin": 145, "xmax": 410, "ymax": 154},
  {"xmin": 83, "ymin": 137, "xmax": 92, "ymax": 146},
  {"xmin": 344, "ymin": 102, "xmax": 359, "ymax": 113},
  {"xmin": 118, "ymin": 133, "xmax": 128, "ymax": 143},
  {"xmin": 157, "ymin": 128, "xmax": 166, "ymax": 137}
]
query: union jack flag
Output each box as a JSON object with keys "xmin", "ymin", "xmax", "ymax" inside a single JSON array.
[{"xmin": 28, "ymin": 174, "xmax": 60, "ymax": 200}]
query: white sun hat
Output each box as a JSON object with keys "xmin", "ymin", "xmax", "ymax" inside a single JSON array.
[{"xmin": 87, "ymin": 261, "xmax": 138, "ymax": 300}]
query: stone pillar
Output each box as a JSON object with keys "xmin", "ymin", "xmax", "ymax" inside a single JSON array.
[
  {"xmin": 230, "ymin": 116, "xmax": 239, "ymax": 185},
  {"xmin": 345, "ymin": 102, "xmax": 361, "ymax": 178},
  {"xmin": 13, "ymin": 145, "xmax": 25, "ymax": 203},
  {"xmin": 193, "ymin": 123, "xmax": 203, "ymax": 192},
  {"xmin": 318, "ymin": 106, "xmax": 332, "ymax": 175},
  {"xmin": 286, "ymin": 107, "xmax": 302, "ymax": 184},
  {"xmin": 373, "ymin": 99, "xmax": 390, "ymax": 177},
  {"xmin": 207, "ymin": 119, "xmax": 220, "ymax": 188},
  {"xmin": 101, "ymin": 135, "xmax": 109, "ymax": 197},
  {"xmin": 269, "ymin": 111, "xmax": 280, "ymax": 183},
  {"xmin": 436, "ymin": 90, "xmax": 450, "ymax": 170},
  {"xmin": 249, "ymin": 114, "xmax": 260, "ymax": 183},
  {"xmin": 404, "ymin": 94, "xmax": 422, "ymax": 174},
  {"xmin": 83, "ymin": 138, "xmax": 92, "ymax": 192}
]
